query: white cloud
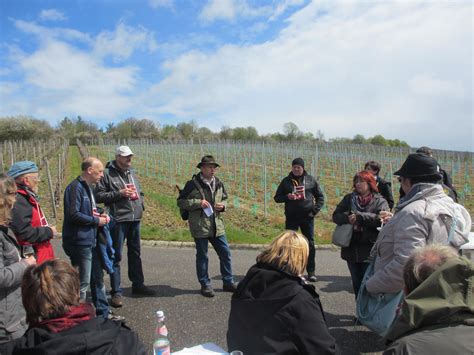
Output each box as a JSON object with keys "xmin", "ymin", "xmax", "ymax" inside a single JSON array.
[
  {"xmin": 39, "ymin": 9, "xmax": 67, "ymax": 22},
  {"xmin": 199, "ymin": 0, "xmax": 305, "ymax": 23},
  {"xmin": 1, "ymin": 22, "xmax": 152, "ymax": 120},
  {"xmin": 150, "ymin": 1, "xmax": 473, "ymax": 151},
  {"xmin": 15, "ymin": 20, "xmax": 91, "ymax": 43},
  {"xmin": 199, "ymin": 0, "xmax": 272, "ymax": 23},
  {"xmin": 93, "ymin": 22, "xmax": 158, "ymax": 62},
  {"xmin": 409, "ymin": 74, "xmax": 465, "ymax": 99},
  {"xmin": 148, "ymin": 0, "xmax": 174, "ymax": 9}
]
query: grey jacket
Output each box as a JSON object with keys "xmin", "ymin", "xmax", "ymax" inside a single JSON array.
[
  {"xmin": 0, "ymin": 226, "xmax": 29, "ymax": 343},
  {"xmin": 94, "ymin": 161, "xmax": 144, "ymax": 223},
  {"xmin": 366, "ymin": 183, "xmax": 471, "ymax": 294}
]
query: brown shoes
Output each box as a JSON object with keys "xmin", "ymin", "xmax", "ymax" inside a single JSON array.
[{"xmin": 110, "ymin": 294, "xmax": 123, "ymax": 308}]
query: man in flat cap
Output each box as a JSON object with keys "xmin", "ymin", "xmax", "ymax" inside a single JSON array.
[
  {"xmin": 177, "ymin": 155, "xmax": 237, "ymax": 297},
  {"xmin": 7, "ymin": 161, "xmax": 56, "ymax": 264},
  {"xmin": 274, "ymin": 157, "xmax": 325, "ymax": 282},
  {"xmin": 95, "ymin": 146, "xmax": 155, "ymax": 309}
]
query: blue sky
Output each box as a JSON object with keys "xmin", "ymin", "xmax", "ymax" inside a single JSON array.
[{"xmin": 0, "ymin": 0, "xmax": 472, "ymax": 151}]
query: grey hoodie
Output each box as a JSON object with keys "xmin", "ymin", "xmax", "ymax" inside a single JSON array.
[{"xmin": 366, "ymin": 183, "xmax": 471, "ymax": 294}]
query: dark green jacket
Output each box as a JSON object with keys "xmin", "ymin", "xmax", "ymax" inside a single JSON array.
[
  {"xmin": 384, "ymin": 257, "xmax": 474, "ymax": 354},
  {"xmin": 177, "ymin": 174, "xmax": 227, "ymax": 239}
]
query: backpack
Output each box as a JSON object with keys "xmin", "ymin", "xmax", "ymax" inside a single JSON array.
[{"xmin": 177, "ymin": 177, "xmax": 206, "ymax": 221}]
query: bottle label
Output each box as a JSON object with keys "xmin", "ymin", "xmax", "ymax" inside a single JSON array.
[{"xmin": 153, "ymin": 339, "xmax": 170, "ymax": 355}]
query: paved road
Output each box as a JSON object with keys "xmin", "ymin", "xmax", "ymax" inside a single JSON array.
[{"xmin": 53, "ymin": 240, "xmax": 384, "ymax": 354}]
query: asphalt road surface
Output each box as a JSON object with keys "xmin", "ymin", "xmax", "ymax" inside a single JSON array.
[{"xmin": 53, "ymin": 240, "xmax": 384, "ymax": 354}]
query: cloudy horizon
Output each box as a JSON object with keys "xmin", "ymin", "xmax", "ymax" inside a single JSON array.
[{"xmin": 0, "ymin": 0, "xmax": 472, "ymax": 151}]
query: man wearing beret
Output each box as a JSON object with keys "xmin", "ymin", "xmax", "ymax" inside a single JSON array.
[
  {"xmin": 7, "ymin": 161, "xmax": 56, "ymax": 264},
  {"xmin": 274, "ymin": 158, "xmax": 325, "ymax": 282},
  {"xmin": 177, "ymin": 155, "xmax": 237, "ymax": 297}
]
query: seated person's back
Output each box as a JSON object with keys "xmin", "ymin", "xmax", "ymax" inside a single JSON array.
[
  {"xmin": 0, "ymin": 259, "xmax": 147, "ymax": 355},
  {"xmin": 227, "ymin": 231, "xmax": 337, "ymax": 355}
]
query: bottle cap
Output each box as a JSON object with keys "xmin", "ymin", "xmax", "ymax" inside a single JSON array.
[{"xmin": 156, "ymin": 310, "xmax": 164, "ymax": 319}]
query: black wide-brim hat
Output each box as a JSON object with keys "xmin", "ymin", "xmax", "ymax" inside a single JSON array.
[
  {"xmin": 197, "ymin": 155, "xmax": 220, "ymax": 168},
  {"xmin": 394, "ymin": 153, "xmax": 441, "ymax": 178}
]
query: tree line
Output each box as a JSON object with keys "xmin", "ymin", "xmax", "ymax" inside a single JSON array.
[{"xmin": 0, "ymin": 115, "xmax": 409, "ymax": 147}]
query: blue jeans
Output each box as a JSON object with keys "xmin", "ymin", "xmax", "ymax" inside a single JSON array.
[
  {"xmin": 286, "ymin": 217, "xmax": 316, "ymax": 273},
  {"xmin": 63, "ymin": 244, "xmax": 92, "ymax": 300},
  {"xmin": 109, "ymin": 221, "xmax": 144, "ymax": 295},
  {"xmin": 347, "ymin": 261, "xmax": 369, "ymax": 299},
  {"xmin": 90, "ymin": 247, "xmax": 109, "ymax": 318},
  {"xmin": 194, "ymin": 235, "xmax": 233, "ymax": 287}
]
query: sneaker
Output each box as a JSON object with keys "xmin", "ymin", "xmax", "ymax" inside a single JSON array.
[
  {"xmin": 200, "ymin": 285, "xmax": 215, "ymax": 298},
  {"xmin": 107, "ymin": 311, "xmax": 125, "ymax": 322},
  {"xmin": 110, "ymin": 294, "xmax": 123, "ymax": 308},
  {"xmin": 131, "ymin": 286, "xmax": 156, "ymax": 296},
  {"xmin": 307, "ymin": 273, "xmax": 317, "ymax": 282},
  {"xmin": 223, "ymin": 282, "xmax": 238, "ymax": 293}
]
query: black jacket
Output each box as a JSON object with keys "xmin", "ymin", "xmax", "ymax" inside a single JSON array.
[
  {"xmin": 95, "ymin": 161, "xmax": 144, "ymax": 222},
  {"xmin": 376, "ymin": 176, "xmax": 394, "ymax": 210},
  {"xmin": 10, "ymin": 186, "xmax": 53, "ymax": 244},
  {"xmin": 227, "ymin": 263, "xmax": 338, "ymax": 355},
  {"xmin": 274, "ymin": 172, "xmax": 324, "ymax": 219},
  {"xmin": 332, "ymin": 193, "xmax": 388, "ymax": 263},
  {"xmin": 0, "ymin": 317, "xmax": 146, "ymax": 355}
]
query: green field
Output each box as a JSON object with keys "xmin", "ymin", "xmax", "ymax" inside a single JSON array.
[{"xmin": 65, "ymin": 141, "xmax": 474, "ymax": 245}]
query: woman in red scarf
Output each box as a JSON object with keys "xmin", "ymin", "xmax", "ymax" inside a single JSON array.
[
  {"xmin": 1, "ymin": 259, "xmax": 146, "ymax": 355},
  {"xmin": 332, "ymin": 171, "xmax": 389, "ymax": 298}
]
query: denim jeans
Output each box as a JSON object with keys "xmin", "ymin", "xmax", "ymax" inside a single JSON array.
[
  {"xmin": 347, "ymin": 261, "xmax": 369, "ymax": 299},
  {"xmin": 63, "ymin": 244, "xmax": 92, "ymax": 300},
  {"xmin": 194, "ymin": 235, "xmax": 233, "ymax": 287},
  {"xmin": 286, "ymin": 217, "xmax": 316, "ymax": 273},
  {"xmin": 90, "ymin": 247, "xmax": 109, "ymax": 318},
  {"xmin": 109, "ymin": 221, "xmax": 144, "ymax": 295}
]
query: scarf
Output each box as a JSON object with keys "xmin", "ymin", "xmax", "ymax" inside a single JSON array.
[
  {"xmin": 351, "ymin": 192, "xmax": 374, "ymax": 232},
  {"xmin": 33, "ymin": 303, "xmax": 96, "ymax": 333}
]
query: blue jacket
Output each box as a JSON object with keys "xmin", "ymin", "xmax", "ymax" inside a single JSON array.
[{"xmin": 62, "ymin": 177, "xmax": 100, "ymax": 247}]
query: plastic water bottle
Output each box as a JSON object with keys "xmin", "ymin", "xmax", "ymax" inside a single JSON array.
[{"xmin": 153, "ymin": 310, "xmax": 170, "ymax": 355}]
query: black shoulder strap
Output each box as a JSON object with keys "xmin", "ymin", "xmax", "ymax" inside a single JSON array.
[{"xmin": 192, "ymin": 177, "xmax": 206, "ymax": 200}]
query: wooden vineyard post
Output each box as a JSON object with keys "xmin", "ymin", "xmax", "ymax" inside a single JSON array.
[
  {"xmin": 43, "ymin": 157, "xmax": 57, "ymax": 224},
  {"xmin": 264, "ymin": 163, "xmax": 267, "ymax": 219}
]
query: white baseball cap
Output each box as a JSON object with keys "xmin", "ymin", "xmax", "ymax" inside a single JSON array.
[{"xmin": 115, "ymin": 145, "xmax": 134, "ymax": 157}]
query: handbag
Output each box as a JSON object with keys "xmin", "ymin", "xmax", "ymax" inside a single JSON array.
[
  {"xmin": 331, "ymin": 224, "xmax": 353, "ymax": 247},
  {"xmin": 356, "ymin": 259, "xmax": 404, "ymax": 336}
]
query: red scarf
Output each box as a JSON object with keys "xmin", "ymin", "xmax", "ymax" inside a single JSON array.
[
  {"xmin": 357, "ymin": 193, "xmax": 374, "ymax": 207},
  {"xmin": 34, "ymin": 303, "xmax": 95, "ymax": 333}
]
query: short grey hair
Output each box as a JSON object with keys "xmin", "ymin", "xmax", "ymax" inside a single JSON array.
[{"xmin": 403, "ymin": 244, "xmax": 458, "ymax": 293}]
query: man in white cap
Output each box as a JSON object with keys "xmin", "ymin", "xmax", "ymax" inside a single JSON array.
[{"xmin": 95, "ymin": 146, "xmax": 155, "ymax": 308}]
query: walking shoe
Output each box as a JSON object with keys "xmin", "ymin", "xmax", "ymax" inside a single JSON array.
[
  {"xmin": 107, "ymin": 311, "xmax": 125, "ymax": 322},
  {"xmin": 307, "ymin": 273, "xmax": 317, "ymax": 282},
  {"xmin": 201, "ymin": 285, "xmax": 215, "ymax": 298},
  {"xmin": 131, "ymin": 286, "xmax": 156, "ymax": 296},
  {"xmin": 223, "ymin": 282, "xmax": 238, "ymax": 293},
  {"xmin": 110, "ymin": 294, "xmax": 123, "ymax": 308}
]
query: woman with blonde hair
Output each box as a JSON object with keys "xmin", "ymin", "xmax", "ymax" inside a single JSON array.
[
  {"xmin": 227, "ymin": 230, "xmax": 337, "ymax": 354},
  {"xmin": 0, "ymin": 173, "xmax": 36, "ymax": 343}
]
